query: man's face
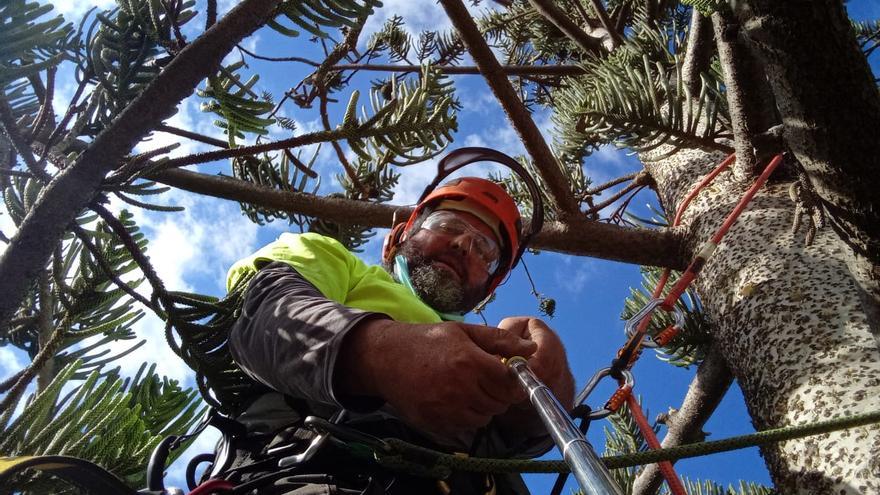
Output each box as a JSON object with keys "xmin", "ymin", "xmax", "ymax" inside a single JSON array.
[{"xmin": 397, "ymin": 210, "xmax": 501, "ymax": 314}]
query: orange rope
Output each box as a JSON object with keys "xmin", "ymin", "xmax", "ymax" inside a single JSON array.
[
  {"xmin": 615, "ymin": 153, "xmax": 783, "ymax": 495},
  {"xmin": 627, "ymin": 394, "xmax": 688, "ymax": 494}
]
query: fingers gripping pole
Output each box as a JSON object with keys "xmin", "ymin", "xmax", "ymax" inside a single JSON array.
[{"xmin": 506, "ymin": 357, "xmax": 623, "ymax": 495}]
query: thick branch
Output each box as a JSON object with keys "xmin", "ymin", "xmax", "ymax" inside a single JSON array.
[
  {"xmin": 631, "ymin": 345, "xmax": 734, "ymax": 495},
  {"xmin": 331, "ymin": 63, "xmax": 585, "ymax": 77},
  {"xmin": 149, "ymin": 168, "xmax": 688, "ymax": 268},
  {"xmin": 712, "ymin": 10, "xmax": 757, "ymax": 181},
  {"xmin": 681, "ymin": 9, "xmax": 714, "ymax": 95},
  {"xmin": 526, "ymin": 0, "xmax": 606, "ymax": 55},
  {"xmin": 0, "ymin": 0, "xmax": 282, "ymax": 328},
  {"xmin": 440, "ymin": 0, "xmax": 582, "ymax": 216}
]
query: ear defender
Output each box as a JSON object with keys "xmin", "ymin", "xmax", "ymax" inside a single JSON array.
[{"xmin": 382, "ymin": 222, "xmax": 407, "ymax": 264}]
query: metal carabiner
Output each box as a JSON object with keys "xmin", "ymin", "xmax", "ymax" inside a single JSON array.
[
  {"xmin": 573, "ymin": 367, "xmax": 636, "ymax": 420},
  {"xmin": 277, "ymin": 409, "xmax": 347, "ymax": 468},
  {"xmin": 623, "ymin": 298, "xmax": 686, "ymax": 349}
]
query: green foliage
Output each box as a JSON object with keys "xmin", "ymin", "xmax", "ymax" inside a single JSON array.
[
  {"xmin": 344, "ymin": 65, "xmax": 459, "ymax": 167},
  {"xmin": 0, "ymin": 360, "xmax": 203, "ymax": 493},
  {"xmin": 81, "ymin": 0, "xmax": 197, "ymax": 133},
  {"xmin": 268, "ymin": 0, "xmax": 381, "ymax": 39},
  {"xmin": 198, "ymin": 61, "xmax": 276, "ymax": 142},
  {"xmin": 553, "ymin": 14, "xmax": 729, "ymax": 165},
  {"xmin": 234, "ymin": 149, "xmax": 323, "ymax": 226},
  {"xmin": 490, "ymin": 154, "xmax": 590, "ymax": 222},
  {"xmin": 677, "ymin": 478, "xmax": 776, "ymax": 495},
  {"xmin": 622, "ymin": 266, "xmax": 712, "ymax": 368},
  {"xmin": 679, "ymin": 0, "xmax": 723, "ymax": 16},
  {"xmin": 0, "ymin": 0, "xmax": 73, "ymax": 127}
]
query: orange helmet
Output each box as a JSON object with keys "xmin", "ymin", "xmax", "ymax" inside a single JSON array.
[{"xmin": 383, "ymin": 147, "xmax": 544, "ymax": 296}]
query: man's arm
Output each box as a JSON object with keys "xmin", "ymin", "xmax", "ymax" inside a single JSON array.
[{"xmin": 228, "ymin": 261, "xmax": 385, "ymax": 410}]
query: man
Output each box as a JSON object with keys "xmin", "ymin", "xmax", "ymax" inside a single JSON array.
[{"xmin": 223, "ymin": 172, "xmax": 574, "ymax": 494}]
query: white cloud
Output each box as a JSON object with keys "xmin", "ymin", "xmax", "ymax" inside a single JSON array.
[
  {"xmin": 553, "ymin": 256, "xmax": 595, "ymax": 294},
  {"xmin": 53, "ymin": 0, "xmax": 116, "ymax": 22},
  {"xmin": 0, "ymin": 347, "xmax": 24, "ymax": 377}
]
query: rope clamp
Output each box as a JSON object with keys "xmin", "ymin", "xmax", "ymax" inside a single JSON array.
[
  {"xmin": 573, "ymin": 367, "xmax": 635, "ymax": 420},
  {"xmin": 624, "ymin": 298, "xmax": 685, "ymax": 349}
]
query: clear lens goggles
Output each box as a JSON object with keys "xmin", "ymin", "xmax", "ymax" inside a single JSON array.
[{"xmin": 420, "ymin": 210, "xmax": 501, "ymax": 273}]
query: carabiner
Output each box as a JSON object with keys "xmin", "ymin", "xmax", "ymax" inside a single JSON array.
[
  {"xmin": 624, "ymin": 298, "xmax": 685, "ymax": 349},
  {"xmin": 278, "ymin": 410, "xmax": 347, "ymax": 468},
  {"xmin": 572, "ymin": 367, "xmax": 635, "ymax": 420}
]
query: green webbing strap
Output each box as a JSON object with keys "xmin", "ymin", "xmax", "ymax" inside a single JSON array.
[
  {"xmin": 0, "ymin": 455, "xmax": 138, "ymax": 494},
  {"xmin": 349, "ymin": 409, "xmax": 880, "ymax": 478}
]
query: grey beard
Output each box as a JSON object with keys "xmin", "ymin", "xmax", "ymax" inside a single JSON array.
[
  {"xmin": 385, "ymin": 244, "xmax": 473, "ymax": 314},
  {"xmin": 408, "ymin": 260, "xmax": 465, "ymax": 314}
]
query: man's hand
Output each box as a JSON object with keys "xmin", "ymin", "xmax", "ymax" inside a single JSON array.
[
  {"xmin": 337, "ymin": 319, "xmax": 537, "ymax": 437},
  {"xmin": 495, "ymin": 317, "xmax": 575, "ymax": 435}
]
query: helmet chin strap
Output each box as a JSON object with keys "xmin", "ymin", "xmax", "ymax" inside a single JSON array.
[{"xmin": 393, "ymin": 254, "xmax": 465, "ymax": 322}]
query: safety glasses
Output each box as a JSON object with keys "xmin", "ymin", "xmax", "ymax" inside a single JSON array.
[
  {"xmin": 417, "ymin": 147, "xmax": 544, "ymax": 271},
  {"xmin": 420, "ymin": 210, "xmax": 501, "ymax": 274}
]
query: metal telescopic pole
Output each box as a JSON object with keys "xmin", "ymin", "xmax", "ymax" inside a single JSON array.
[{"xmin": 506, "ymin": 356, "xmax": 623, "ymax": 495}]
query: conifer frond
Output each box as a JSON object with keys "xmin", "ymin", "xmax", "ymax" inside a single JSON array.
[
  {"xmin": 345, "ymin": 64, "xmax": 459, "ymax": 167},
  {"xmin": 679, "ymin": 0, "xmax": 723, "ymax": 16},
  {"xmin": 553, "ymin": 15, "xmax": 729, "ymax": 165},
  {"xmin": 233, "ymin": 148, "xmax": 322, "ymax": 226},
  {"xmin": 268, "ymin": 0, "xmax": 380, "ymax": 39},
  {"xmin": 367, "ymin": 15, "xmax": 412, "ymax": 63},
  {"xmin": 198, "ymin": 61, "xmax": 276, "ymax": 143},
  {"xmin": 1, "ymin": 360, "xmax": 203, "ymax": 493},
  {"xmin": 677, "ymin": 478, "xmax": 776, "ymax": 495},
  {"xmin": 622, "ymin": 266, "xmax": 712, "ymax": 368},
  {"xmin": 0, "ymin": 0, "xmax": 72, "ymax": 90},
  {"xmin": 81, "ymin": 0, "xmax": 197, "ymax": 133}
]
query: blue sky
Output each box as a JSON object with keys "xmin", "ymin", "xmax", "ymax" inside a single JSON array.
[{"xmin": 1, "ymin": 0, "xmax": 878, "ymax": 492}]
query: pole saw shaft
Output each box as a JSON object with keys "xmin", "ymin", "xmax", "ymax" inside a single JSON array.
[{"xmin": 507, "ymin": 356, "xmax": 623, "ymax": 495}]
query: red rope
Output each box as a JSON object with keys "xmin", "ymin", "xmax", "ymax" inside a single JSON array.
[
  {"xmin": 626, "ymin": 394, "xmax": 688, "ymax": 494},
  {"xmin": 188, "ymin": 479, "xmax": 235, "ymax": 495},
  {"xmin": 616, "ymin": 153, "xmax": 782, "ymax": 495}
]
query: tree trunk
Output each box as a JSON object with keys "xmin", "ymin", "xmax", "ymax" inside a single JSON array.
[
  {"xmin": 643, "ymin": 146, "xmax": 880, "ymax": 494},
  {"xmin": 735, "ymin": 0, "xmax": 880, "ymax": 340}
]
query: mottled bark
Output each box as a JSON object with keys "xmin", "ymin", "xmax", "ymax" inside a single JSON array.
[
  {"xmin": 643, "ymin": 144, "xmax": 880, "ymax": 494},
  {"xmin": 736, "ymin": 0, "xmax": 880, "ymax": 337}
]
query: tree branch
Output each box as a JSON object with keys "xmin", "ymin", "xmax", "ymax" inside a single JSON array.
[
  {"xmin": 681, "ymin": 9, "xmax": 714, "ymax": 96},
  {"xmin": 631, "ymin": 345, "xmax": 734, "ymax": 495},
  {"xmin": 712, "ymin": 9, "xmax": 757, "ymax": 181},
  {"xmin": 156, "ymin": 123, "xmax": 227, "ymax": 148},
  {"xmin": 149, "ymin": 167, "xmax": 689, "ymax": 268},
  {"xmin": 0, "ymin": 0, "xmax": 283, "ymax": 329},
  {"xmin": 440, "ymin": 0, "xmax": 582, "ymax": 216},
  {"xmin": 588, "ymin": 0, "xmax": 623, "ymax": 48},
  {"xmin": 330, "ymin": 63, "xmax": 585, "ymax": 77},
  {"xmin": 0, "ymin": 97, "xmax": 50, "ymax": 181},
  {"xmin": 157, "ymin": 119, "xmax": 449, "ymax": 170},
  {"xmin": 526, "ymin": 0, "xmax": 607, "ymax": 55}
]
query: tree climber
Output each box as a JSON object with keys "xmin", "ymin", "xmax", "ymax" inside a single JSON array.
[{"xmin": 218, "ymin": 148, "xmax": 575, "ymax": 494}]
